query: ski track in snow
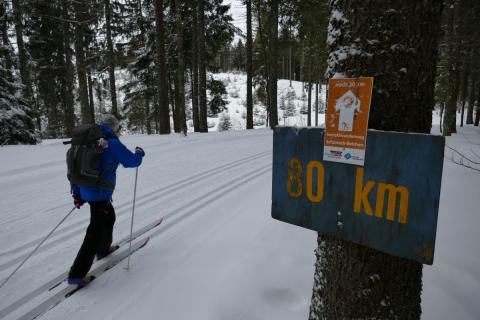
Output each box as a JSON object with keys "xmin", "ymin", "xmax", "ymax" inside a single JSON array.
[
  {"xmin": 1, "ymin": 117, "xmax": 479, "ymax": 319},
  {"xmin": 0, "ymin": 150, "xmax": 270, "ymax": 269},
  {"xmin": 1, "ymin": 129, "xmax": 296, "ymax": 320}
]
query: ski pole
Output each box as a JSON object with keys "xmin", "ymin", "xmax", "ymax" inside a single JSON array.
[
  {"xmin": 126, "ymin": 167, "xmax": 139, "ymax": 271},
  {"xmin": 0, "ymin": 206, "xmax": 76, "ymax": 290}
]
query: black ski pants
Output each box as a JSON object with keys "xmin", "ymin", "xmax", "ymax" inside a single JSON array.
[{"xmin": 69, "ymin": 200, "xmax": 116, "ymax": 279}]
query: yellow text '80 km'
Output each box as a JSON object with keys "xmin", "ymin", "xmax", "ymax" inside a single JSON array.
[{"xmin": 286, "ymin": 158, "xmax": 409, "ymax": 224}]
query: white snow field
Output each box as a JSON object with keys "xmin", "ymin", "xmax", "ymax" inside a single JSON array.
[
  {"xmin": 0, "ymin": 129, "xmax": 317, "ymax": 320},
  {"xmin": 0, "ymin": 72, "xmax": 479, "ymax": 320},
  {"xmin": 0, "ymin": 122, "xmax": 479, "ymax": 320}
]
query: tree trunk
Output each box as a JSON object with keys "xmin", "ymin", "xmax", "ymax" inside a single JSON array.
[
  {"xmin": 73, "ymin": 1, "xmax": 92, "ymax": 124},
  {"xmin": 174, "ymin": 0, "xmax": 186, "ymax": 135},
  {"xmin": 440, "ymin": 102, "xmax": 444, "ymax": 133},
  {"xmin": 154, "ymin": 89, "xmax": 160, "ymax": 133},
  {"xmin": 315, "ymin": 81, "xmax": 319, "ymax": 126},
  {"xmin": 309, "ymin": 1, "xmax": 443, "ymax": 319},
  {"xmin": 246, "ymin": 0, "xmax": 253, "ymax": 129},
  {"xmin": 289, "ymin": 46, "xmax": 292, "ymax": 87},
  {"xmin": 443, "ymin": 0, "xmax": 459, "ymax": 136},
  {"xmin": 88, "ymin": 71, "xmax": 95, "ymax": 117},
  {"xmin": 191, "ymin": 65, "xmax": 200, "ymax": 131},
  {"xmin": 61, "ymin": 0, "xmax": 75, "ymax": 136},
  {"xmin": 0, "ymin": 1, "xmax": 13, "ymax": 86},
  {"xmin": 459, "ymin": 66, "xmax": 469, "ymax": 127},
  {"xmin": 154, "ymin": 0, "xmax": 171, "ymax": 134},
  {"xmin": 466, "ymin": 73, "xmax": 476, "ymax": 125},
  {"xmin": 145, "ymin": 83, "xmax": 152, "ymax": 134},
  {"xmin": 300, "ymin": 41, "xmax": 304, "ymax": 85},
  {"xmin": 169, "ymin": 73, "xmax": 177, "ymax": 131},
  {"xmin": 475, "ymin": 82, "xmax": 480, "ymax": 126},
  {"xmin": 11, "ymin": 0, "xmax": 33, "ymax": 101},
  {"xmin": 96, "ymin": 79, "xmax": 104, "ymax": 114},
  {"xmin": 104, "ymin": 0, "xmax": 119, "ymax": 118},
  {"xmin": 12, "ymin": 0, "xmax": 40, "ymax": 130},
  {"xmin": 197, "ymin": 0, "xmax": 208, "ymax": 132},
  {"xmin": 191, "ymin": 1, "xmax": 200, "ymax": 132},
  {"xmin": 254, "ymin": 1, "xmax": 270, "ymax": 121},
  {"xmin": 267, "ymin": 0, "xmax": 278, "ymax": 129},
  {"xmin": 307, "ymin": 56, "xmax": 312, "ymax": 126}
]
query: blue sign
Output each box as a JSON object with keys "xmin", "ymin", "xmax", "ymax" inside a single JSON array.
[{"xmin": 271, "ymin": 127, "xmax": 445, "ymax": 264}]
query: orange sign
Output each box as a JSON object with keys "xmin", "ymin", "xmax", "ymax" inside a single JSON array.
[{"xmin": 323, "ymin": 77, "xmax": 373, "ymax": 166}]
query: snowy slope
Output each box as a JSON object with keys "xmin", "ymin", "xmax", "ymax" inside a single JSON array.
[
  {"xmin": 0, "ymin": 130, "xmax": 317, "ymax": 320},
  {"xmin": 1, "ymin": 116, "xmax": 479, "ymax": 319},
  {"xmin": 422, "ymin": 124, "xmax": 480, "ymax": 320},
  {"xmin": 206, "ymin": 73, "xmax": 326, "ymax": 132}
]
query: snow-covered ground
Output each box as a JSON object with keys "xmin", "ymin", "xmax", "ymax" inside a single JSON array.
[
  {"xmin": 0, "ymin": 75, "xmax": 479, "ymax": 319},
  {"xmin": 423, "ymin": 122, "xmax": 480, "ymax": 320},
  {"xmin": 205, "ymin": 73, "xmax": 326, "ymax": 132},
  {"xmin": 0, "ymin": 129, "xmax": 317, "ymax": 320}
]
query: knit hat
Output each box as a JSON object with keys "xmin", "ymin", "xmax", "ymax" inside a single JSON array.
[{"xmin": 99, "ymin": 114, "xmax": 120, "ymax": 133}]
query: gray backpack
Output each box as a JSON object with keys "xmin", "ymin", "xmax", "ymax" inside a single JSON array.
[{"xmin": 65, "ymin": 124, "xmax": 114, "ymax": 190}]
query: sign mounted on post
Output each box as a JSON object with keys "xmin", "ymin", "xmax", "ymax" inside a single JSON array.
[
  {"xmin": 272, "ymin": 127, "xmax": 445, "ymax": 265},
  {"xmin": 324, "ymin": 77, "xmax": 373, "ymax": 166}
]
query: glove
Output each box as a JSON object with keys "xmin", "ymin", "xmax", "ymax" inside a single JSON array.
[
  {"xmin": 73, "ymin": 194, "xmax": 85, "ymax": 209},
  {"xmin": 135, "ymin": 146, "xmax": 145, "ymax": 157}
]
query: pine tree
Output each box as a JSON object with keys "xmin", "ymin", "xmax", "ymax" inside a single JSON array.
[
  {"xmin": 11, "ymin": 0, "xmax": 34, "ymax": 121},
  {"xmin": 299, "ymin": 91, "xmax": 308, "ymax": 114},
  {"xmin": 104, "ymin": 0, "xmax": 119, "ymax": 118},
  {"xmin": 173, "ymin": 0, "xmax": 186, "ymax": 134},
  {"xmin": 207, "ymin": 76, "xmax": 227, "ymax": 116},
  {"xmin": 442, "ymin": 0, "xmax": 467, "ymax": 135},
  {"xmin": 309, "ymin": 1, "xmax": 443, "ymax": 318},
  {"xmin": 217, "ymin": 112, "xmax": 232, "ymax": 131},
  {"xmin": 245, "ymin": 0, "xmax": 253, "ymax": 129},
  {"xmin": 191, "ymin": 0, "xmax": 200, "ymax": 132},
  {"xmin": 279, "ymin": 93, "xmax": 286, "ymax": 110},
  {"xmin": 60, "ymin": 0, "xmax": 75, "ymax": 136},
  {"xmin": 266, "ymin": 0, "xmax": 279, "ymax": 128},
  {"xmin": 72, "ymin": 0, "xmax": 94, "ymax": 124},
  {"xmin": 154, "ymin": 0, "xmax": 171, "ymax": 134},
  {"xmin": 197, "ymin": 0, "xmax": 208, "ymax": 132},
  {"xmin": 121, "ymin": 0, "xmax": 157, "ymax": 133},
  {"xmin": 285, "ymin": 87, "xmax": 296, "ymax": 118},
  {"xmin": 231, "ymin": 39, "xmax": 245, "ymax": 70},
  {"xmin": 27, "ymin": 0, "xmax": 66, "ymax": 137},
  {"xmin": 0, "ymin": 0, "xmax": 37, "ymax": 144},
  {"xmin": 0, "ymin": 60, "xmax": 37, "ymax": 144}
]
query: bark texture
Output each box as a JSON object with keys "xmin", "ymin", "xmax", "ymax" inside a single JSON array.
[
  {"xmin": 309, "ymin": 1, "xmax": 443, "ymax": 319},
  {"xmin": 12, "ymin": 0, "xmax": 32, "ymax": 101},
  {"xmin": 104, "ymin": 0, "xmax": 119, "ymax": 118},
  {"xmin": 246, "ymin": 0, "xmax": 253, "ymax": 129},
  {"xmin": 174, "ymin": 0, "xmax": 186, "ymax": 134},
  {"xmin": 466, "ymin": 73, "xmax": 476, "ymax": 125},
  {"xmin": 197, "ymin": 0, "xmax": 208, "ymax": 132},
  {"xmin": 154, "ymin": 0, "xmax": 171, "ymax": 134},
  {"xmin": 326, "ymin": 1, "xmax": 443, "ymax": 133},
  {"xmin": 61, "ymin": 0, "xmax": 75, "ymax": 135},
  {"xmin": 443, "ymin": 0, "xmax": 459, "ymax": 136},
  {"xmin": 191, "ymin": 1, "xmax": 200, "ymax": 132},
  {"xmin": 73, "ymin": 1, "xmax": 92, "ymax": 124},
  {"xmin": 267, "ymin": 0, "xmax": 278, "ymax": 128}
]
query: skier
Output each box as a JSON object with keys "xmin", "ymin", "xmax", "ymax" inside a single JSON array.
[{"xmin": 67, "ymin": 114, "xmax": 145, "ymax": 286}]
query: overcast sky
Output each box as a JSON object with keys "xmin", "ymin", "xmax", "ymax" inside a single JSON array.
[{"xmin": 223, "ymin": 0, "xmax": 246, "ymax": 38}]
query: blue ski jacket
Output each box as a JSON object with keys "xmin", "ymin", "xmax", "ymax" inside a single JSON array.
[{"xmin": 71, "ymin": 125, "xmax": 144, "ymax": 202}]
